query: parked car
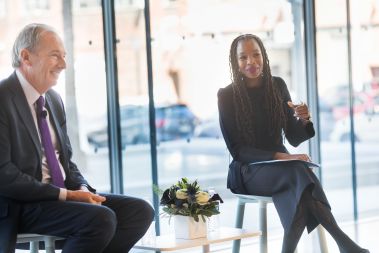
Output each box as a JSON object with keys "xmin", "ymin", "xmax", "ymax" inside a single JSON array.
[
  {"xmin": 194, "ymin": 118, "xmax": 223, "ymax": 139},
  {"xmin": 318, "ymin": 98, "xmax": 335, "ymax": 141},
  {"xmin": 330, "ymin": 113, "xmax": 379, "ymax": 142},
  {"xmin": 324, "ymin": 86, "xmax": 375, "ymax": 120},
  {"xmin": 87, "ymin": 103, "xmax": 198, "ymax": 150}
]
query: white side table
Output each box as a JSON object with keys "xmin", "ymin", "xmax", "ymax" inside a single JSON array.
[{"xmin": 134, "ymin": 227, "xmax": 261, "ymax": 253}]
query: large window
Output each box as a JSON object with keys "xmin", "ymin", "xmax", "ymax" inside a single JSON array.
[
  {"xmin": 349, "ymin": 0, "xmax": 379, "ymax": 218},
  {"xmin": 316, "ymin": 0, "xmax": 379, "ymax": 221},
  {"xmin": 315, "ymin": 0, "xmax": 355, "ymax": 221},
  {"xmin": 70, "ymin": 0, "xmax": 110, "ymax": 191},
  {"xmin": 113, "ymin": 0, "xmax": 154, "ymax": 201}
]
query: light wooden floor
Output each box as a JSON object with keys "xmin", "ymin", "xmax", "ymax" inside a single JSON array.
[
  {"xmin": 131, "ymin": 216, "xmax": 378, "ymax": 253},
  {"xmin": 16, "ymin": 216, "xmax": 377, "ymax": 253},
  {"xmin": 214, "ymin": 217, "xmax": 377, "ymax": 253}
]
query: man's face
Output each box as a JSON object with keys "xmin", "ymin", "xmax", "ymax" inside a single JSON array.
[{"xmin": 21, "ymin": 31, "xmax": 66, "ymax": 94}]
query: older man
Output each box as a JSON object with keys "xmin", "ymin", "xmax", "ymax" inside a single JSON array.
[{"xmin": 0, "ymin": 23, "xmax": 154, "ymax": 253}]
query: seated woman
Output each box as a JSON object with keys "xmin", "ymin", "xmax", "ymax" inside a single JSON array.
[{"xmin": 217, "ymin": 33, "xmax": 369, "ymax": 253}]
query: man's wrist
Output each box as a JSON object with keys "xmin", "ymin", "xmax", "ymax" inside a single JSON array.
[
  {"xmin": 59, "ymin": 188, "xmax": 67, "ymax": 201},
  {"xmin": 80, "ymin": 184, "xmax": 90, "ymax": 192}
]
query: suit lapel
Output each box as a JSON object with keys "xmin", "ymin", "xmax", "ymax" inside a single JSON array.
[
  {"xmin": 45, "ymin": 94, "xmax": 66, "ymax": 162},
  {"xmin": 10, "ymin": 74, "xmax": 42, "ymax": 157}
]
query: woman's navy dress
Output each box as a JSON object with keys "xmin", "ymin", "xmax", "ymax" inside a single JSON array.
[{"xmin": 217, "ymin": 76, "xmax": 330, "ymax": 233}]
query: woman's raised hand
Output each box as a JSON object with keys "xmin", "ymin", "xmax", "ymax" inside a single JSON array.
[{"xmin": 287, "ymin": 101, "xmax": 311, "ymax": 121}]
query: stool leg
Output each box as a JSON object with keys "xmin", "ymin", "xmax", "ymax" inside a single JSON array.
[
  {"xmin": 30, "ymin": 241, "xmax": 39, "ymax": 253},
  {"xmin": 317, "ymin": 225, "xmax": 329, "ymax": 253},
  {"xmin": 232, "ymin": 199, "xmax": 246, "ymax": 253},
  {"xmin": 259, "ymin": 201, "xmax": 268, "ymax": 253},
  {"xmin": 44, "ymin": 237, "xmax": 56, "ymax": 253},
  {"xmin": 202, "ymin": 244, "xmax": 210, "ymax": 253}
]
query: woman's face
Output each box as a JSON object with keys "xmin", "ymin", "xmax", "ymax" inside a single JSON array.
[{"xmin": 236, "ymin": 38, "xmax": 264, "ymax": 80}]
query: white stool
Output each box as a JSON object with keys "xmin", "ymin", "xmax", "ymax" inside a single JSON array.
[
  {"xmin": 232, "ymin": 194, "xmax": 328, "ymax": 253},
  {"xmin": 17, "ymin": 234, "xmax": 64, "ymax": 253}
]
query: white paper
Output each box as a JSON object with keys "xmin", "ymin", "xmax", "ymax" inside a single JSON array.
[{"xmin": 249, "ymin": 159, "xmax": 320, "ymax": 169}]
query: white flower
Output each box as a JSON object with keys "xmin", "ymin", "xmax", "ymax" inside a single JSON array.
[
  {"xmin": 196, "ymin": 191, "xmax": 210, "ymax": 205},
  {"xmin": 176, "ymin": 189, "xmax": 188, "ymax": 200}
]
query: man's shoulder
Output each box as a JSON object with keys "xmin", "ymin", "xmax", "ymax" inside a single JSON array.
[
  {"xmin": 46, "ymin": 88, "xmax": 61, "ymax": 100},
  {"xmin": 0, "ymin": 72, "xmax": 16, "ymax": 89},
  {"xmin": 0, "ymin": 72, "xmax": 18, "ymax": 101}
]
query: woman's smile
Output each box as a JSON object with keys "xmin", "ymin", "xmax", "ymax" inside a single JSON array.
[{"xmin": 245, "ymin": 66, "xmax": 260, "ymax": 75}]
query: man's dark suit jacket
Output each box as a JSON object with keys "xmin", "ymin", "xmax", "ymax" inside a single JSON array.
[{"xmin": 0, "ymin": 72, "xmax": 92, "ymax": 252}]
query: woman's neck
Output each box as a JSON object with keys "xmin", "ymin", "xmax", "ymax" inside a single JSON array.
[{"xmin": 245, "ymin": 76, "xmax": 263, "ymax": 88}]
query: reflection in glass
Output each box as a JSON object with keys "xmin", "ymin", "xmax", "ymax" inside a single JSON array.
[
  {"xmin": 317, "ymin": 0, "xmax": 379, "ymax": 222},
  {"xmin": 349, "ymin": 0, "xmax": 379, "ymax": 219}
]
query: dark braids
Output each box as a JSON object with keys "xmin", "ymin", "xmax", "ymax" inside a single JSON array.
[{"xmin": 229, "ymin": 34, "xmax": 287, "ymax": 145}]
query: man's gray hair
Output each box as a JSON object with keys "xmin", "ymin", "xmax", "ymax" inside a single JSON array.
[{"xmin": 12, "ymin": 23, "xmax": 57, "ymax": 68}]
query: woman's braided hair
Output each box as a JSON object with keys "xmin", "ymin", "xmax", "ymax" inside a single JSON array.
[{"xmin": 229, "ymin": 34, "xmax": 286, "ymax": 144}]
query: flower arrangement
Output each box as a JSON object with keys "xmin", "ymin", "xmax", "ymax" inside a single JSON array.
[{"xmin": 159, "ymin": 178, "xmax": 223, "ymax": 222}]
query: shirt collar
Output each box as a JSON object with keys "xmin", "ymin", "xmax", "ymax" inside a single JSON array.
[{"xmin": 15, "ymin": 69, "xmax": 44, "ymax": 106}]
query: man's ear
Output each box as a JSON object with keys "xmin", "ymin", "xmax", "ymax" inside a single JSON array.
[{"xmin": 20, "ymin": 49, "xmax": 32, "ymax": 66}]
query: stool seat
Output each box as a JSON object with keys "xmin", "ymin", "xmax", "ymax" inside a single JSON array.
[
  {"xmin": 233, "ymin": 194, "xmax": 273, "ymax": 203},
  {"xmin": 17, "ymin": 234, "xmax": 64, "ymax": 253},
  {"xmin": 232, "ymin": 194, "xmax": 328, "ymax": 253}
]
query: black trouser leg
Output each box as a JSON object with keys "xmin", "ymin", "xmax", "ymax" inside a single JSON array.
[
  {"xmin": 281, "ymin": 192, "xmax": 307, "ymax": 253},
  {"xmin": 101, "ymin": 194, "xmax": 154, "ymax": 253},
  {"xmin": 19, "ymin": 194, "xmax": 154, "ymax": 253},
  {"xmin": 20, "ymin": 201, "xmax": 117, "ymax": 253},
  {"xmin": 305, "ymin": 192, "xmax": 369, "ymax": 253}
]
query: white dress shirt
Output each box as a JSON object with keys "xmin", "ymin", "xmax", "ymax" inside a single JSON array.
[{"xmin": 16, "ymin": 70, "xmax": 67, "ymax": 200}]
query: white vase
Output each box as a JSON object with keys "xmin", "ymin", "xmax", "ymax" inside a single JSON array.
[{"xmin": 174, "ymin": 215, "xmax": 207, "ymax": 239}]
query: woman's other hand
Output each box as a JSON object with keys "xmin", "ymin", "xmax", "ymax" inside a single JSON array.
[{"xmin": 274, "ymin": 152, "xmax": 311, "ymax": 162}]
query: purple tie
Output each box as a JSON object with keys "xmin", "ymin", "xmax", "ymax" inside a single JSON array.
[{"xmin": 36, "ymin": 96, "xmax": 65, "ymax": 188}]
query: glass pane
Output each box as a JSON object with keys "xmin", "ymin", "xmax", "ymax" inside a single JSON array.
[
  {"xmin": 349, "ymin": 0, "xmax": 379, "ymax": 218},
  {"xmin": 114, "ymin": 1, "xmax": 154, "ymax": 201},
  {"xmin": 315, "ymin": 0, "xmax": 354, "ymax": 220},
  {"xmin": 70, "ymin": 1, "xmax": 110, "ymax": 192},
  {"xmin": 149, "ymin": 0, "xmax": 308, "ymax": 236}
]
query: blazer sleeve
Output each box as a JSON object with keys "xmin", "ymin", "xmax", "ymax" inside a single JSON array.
[
  {"xmin": 275, "ymin": 77, "xmax": 315, "ymax": 146},
  {"xmin": 217, "ymin": 87, "xmax": 275, "ymax": 163}
]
